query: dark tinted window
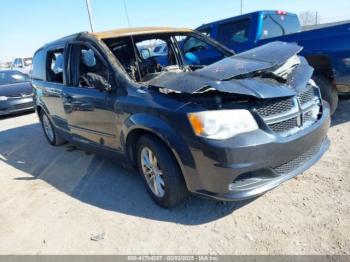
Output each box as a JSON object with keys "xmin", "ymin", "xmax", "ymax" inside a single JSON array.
[
  {"xmin": 0, "ymin": 70, "xmax": 30, "ymax": 85},
  {"xmin": 32, "ymin": 50, "xmax": 47, "ymax": 81},
  {"xmin": 217, "ymin": 19, "xmax": 250, "ymax": 45},
  {"xmin": 153, "ymin": 46, "xmax": 162, "ymax": 53},
  {"xmin": 261, "ymin": 14, "xmax": 301, "ymax": 39}
]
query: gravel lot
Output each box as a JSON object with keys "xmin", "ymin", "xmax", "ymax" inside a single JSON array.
[{"xmin": 0, "ymin": 99, "xmax": 349, "ymax": 255}]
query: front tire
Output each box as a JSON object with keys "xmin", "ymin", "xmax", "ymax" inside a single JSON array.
[
  {"xmin": 136, "ymin": 135, "xmax": 189, "ymax": 208},
  {"xmin": 39, "ymin": 111, "xmax": 66, "ymax": 146},
  {"xmin": 313, "ymin": 74, "xmax": 338, "ymax": 115}
]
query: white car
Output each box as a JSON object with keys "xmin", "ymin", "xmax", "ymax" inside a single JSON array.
[{"xmin": 11, "ymin": 57, "xmax": 32, "ymax": 75}]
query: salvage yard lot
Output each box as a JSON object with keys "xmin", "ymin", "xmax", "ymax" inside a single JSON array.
[{"xmin": 0, "ymin": 99, "xmax": 349, "ymax": 255}]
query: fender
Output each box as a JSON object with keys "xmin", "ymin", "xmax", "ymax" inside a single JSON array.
[{"xmin": 122, "ymin": 113, "xmax": 196, "ymax": 187}]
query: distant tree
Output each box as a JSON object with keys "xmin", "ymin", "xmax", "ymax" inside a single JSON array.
[{"xmin": 299, "ymin": 11, "xmax": 321, "ymax": 26}]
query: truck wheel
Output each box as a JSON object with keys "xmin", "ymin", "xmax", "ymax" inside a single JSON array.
[
  {"xmin": 39, "ymin": 111, "xmax": 66, "ymax": 146},
  {"xmin": 136, "ymin": 135, "xmax": 189, "ymax": 208},
  {"xmin": 313, "ymin": 74, "xmax": 338, "ymax": 115}
]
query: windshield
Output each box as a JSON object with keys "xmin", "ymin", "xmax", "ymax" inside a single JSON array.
[
  {"xmin": 103, "ymin": 32, "xmax": 232, "ymax": 83},
  {"xmin": 261, "ymin": 14, "xmax": 301, "ymax": 39},
  {"xmin": 23, "ymin": 58, "xmax": 33, "ymax": 67},
  {"xmin": 0, "ymin": 70, "xmax": 30, "ymax": 85}
]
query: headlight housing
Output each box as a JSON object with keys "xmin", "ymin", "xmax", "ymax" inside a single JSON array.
[
  {"xmin": 0, "ymin": 96, "xmax": 8, "ymax": 101},
  {"xmin": 188, "ymin": 110, "xmax": 259, "ymax": 140}
]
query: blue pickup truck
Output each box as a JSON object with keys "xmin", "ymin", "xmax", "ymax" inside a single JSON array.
[{"xmin": 194, "ymin": 10, "xmax": 350, "ymax": 114}]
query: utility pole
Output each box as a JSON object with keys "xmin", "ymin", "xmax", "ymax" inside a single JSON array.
[
  {"xmin": 240, "ymin": 0, "xmax": 243, "ymax": 15},
  {"xmin": 315, "ymin": 11, "xmax": 318, "ymax": 25},
  {"xmin": 85, "ymin": 0, "xmax": 95, "ymax": 32}
]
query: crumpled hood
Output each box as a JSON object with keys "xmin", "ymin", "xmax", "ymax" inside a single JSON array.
[
  {"xmin": 146, "ymin": 41, "xmax": 314, "ymax": 99},
  {"xmin": 0, "ymin": 82, "xmax": 33, "ymax": 97}
]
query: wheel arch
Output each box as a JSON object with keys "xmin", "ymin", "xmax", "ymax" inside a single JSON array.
[{"xmin": 123, "ymin": 113, "xmax": 195, "ymax": 188}]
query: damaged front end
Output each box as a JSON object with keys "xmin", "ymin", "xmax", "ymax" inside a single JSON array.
[{"xmin": 148, "ymin": 41, "xmax": 324, "ymax": 138}]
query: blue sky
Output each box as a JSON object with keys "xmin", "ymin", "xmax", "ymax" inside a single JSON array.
[{"xmin": 0, "ymin": 0, "xmax": 349, "ymax": 62}]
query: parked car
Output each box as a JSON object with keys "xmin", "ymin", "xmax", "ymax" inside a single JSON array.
[
  {"xmin": 0, "ymin": 70, "xmax": 35, "ymax": 116},
  {"xmin": 196, "ymin": 10, "xmax": 350, "ymax": 114},
  {"xmin": 32, "ymin": 27, "xmax": 330, "ymax": 208},
  {"xmin": 0, "ymin": 62, "xmax": 11, "ymax": 69},
  {"xmin": 11, "ymin": 57, "xmax": 33, "ymax": 75}
]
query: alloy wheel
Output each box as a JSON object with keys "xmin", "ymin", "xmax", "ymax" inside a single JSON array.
[
  {"xmin": 42, "ymin": 114, "xmax": 54, "ymax": 142},
  {"xmin": 140, "ymin": 147, "xmax": 165, "ymax": 198}
]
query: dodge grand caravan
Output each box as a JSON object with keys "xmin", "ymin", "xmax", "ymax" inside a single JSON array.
[{"xmin": 32, "ymin": 27, "xmax": 330, "ymax": 208}]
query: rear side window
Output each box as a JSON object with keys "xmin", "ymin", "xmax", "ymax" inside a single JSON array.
[
  {"xmin": 46, "ymin": 49, "xmax": 65, "ymax": 84},
  {"xmin": 32, "ymin": 50, "xmax": 47, "ymax": 81},
  {"xmin": 217, "ymin": 19, "xmax": 250, "ymax": 45},
  {"xmin": 261, "ymin": 14, "xmax": 301, "ymax": 39}
]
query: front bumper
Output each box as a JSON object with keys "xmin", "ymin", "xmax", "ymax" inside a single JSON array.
[
  {"xmin": 184, "ymin": 103, "xmax": 331, "ymax": 201},
  {"xmin": 0, "ymin": 97, "xmax": 35, "ymax": 116}
]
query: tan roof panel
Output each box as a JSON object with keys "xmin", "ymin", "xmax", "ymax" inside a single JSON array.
[{"xmin": 92, "ymin": 27, "xmax": 193, "ymax": 39}]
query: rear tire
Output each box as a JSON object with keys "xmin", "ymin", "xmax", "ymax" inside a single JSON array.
[
  {"xmin": 39, "ymin": 111, "xmax": 66, "ymax": 146},
  {"xmin": 313, "ymin": 74, "xmax": 338, "ymax": 115},
  {"xmin": 136, "ymin": 135, "xmax": 189, "ymax": 208}
]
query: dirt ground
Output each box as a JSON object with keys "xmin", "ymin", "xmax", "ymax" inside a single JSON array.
[{"xmin": 0, "ymin": 99, "xmax": 349, "ymax": 255}]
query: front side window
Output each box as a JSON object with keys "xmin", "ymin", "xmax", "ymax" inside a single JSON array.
[
  {"xmin": 217, "ymin": 19, "xmax": 250, "ymax": 45},
  {"xmin": 72, "ymin": 44, "xmax": 109, "ymax": 90},
  {"xmin": 105, "ymin": 37, "xmax": 177, "ymax": 82}
]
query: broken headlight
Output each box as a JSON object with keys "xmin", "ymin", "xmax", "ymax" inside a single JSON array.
[{"xmin": 188, "ymin": 110, "xmax": 259, "ymax": 140}]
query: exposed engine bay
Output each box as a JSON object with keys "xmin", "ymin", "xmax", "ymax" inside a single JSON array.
[
  {"xmin": 103, "ymin": 32, "xmax": 313, "ymax": 98},
  {"xmin": 103, "ymin": 32, "xmax": 322, "ymax": 138}
]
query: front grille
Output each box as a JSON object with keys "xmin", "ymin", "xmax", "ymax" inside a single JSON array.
[
  {"xmin": 299, "ymin": 87, "xmax": 316, "ymax": 105},
  {"xmin": 255, "ymin": 98, "xmax": 294, "ymax": 117},
  {"xmin": 273, "ymin": 143, "xmax": 322, "ymax": 175},
  {"xmin": 269, "ymin": 117, "xmax": 298, "ymax": 134},
  {"xmin": 303, "ymin": 110, "xmax": 315, "ymax": 124},
  {"xmin": 254, "ymin": 85, "xmax": 321, "ymax": 137},
  {"xmin": 13, "ymin": 102, "xmax": 34, "ymax": 110},
  {"xmin": 7, "ymin": 93, "xmax": 33, "ymax": 99}
]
